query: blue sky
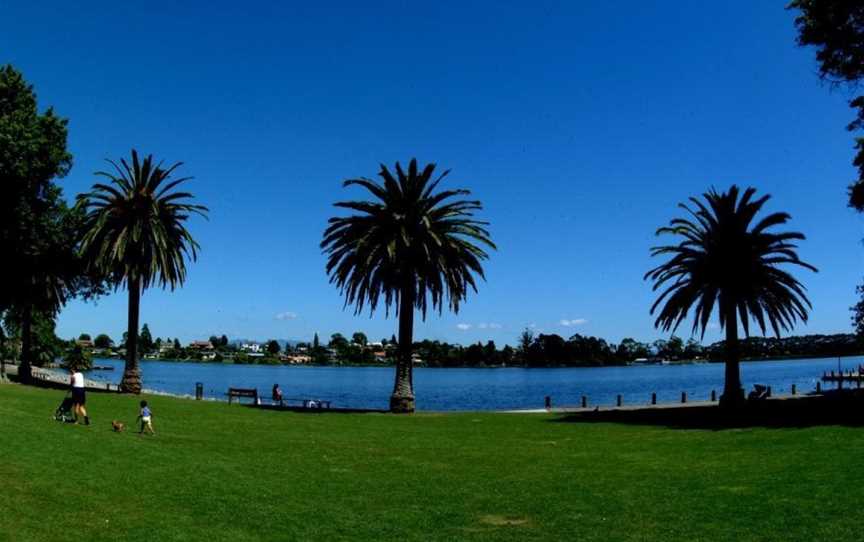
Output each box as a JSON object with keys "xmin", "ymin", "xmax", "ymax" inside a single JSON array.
[{"xmin": 4, "ymin": 1, "xmax": 862, "ymax": 346}]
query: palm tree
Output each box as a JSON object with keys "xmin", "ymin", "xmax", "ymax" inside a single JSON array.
[
  {"xmin": 79, "ymin": 150, "xmax": 207, "ymax": 394},
  {"xmin": 645, "ymin": 186, "xmax": 816, "ymax": 407},
  {"xmin": 322, "ymin": 159, "xmax": 494, "ymax": 413}
]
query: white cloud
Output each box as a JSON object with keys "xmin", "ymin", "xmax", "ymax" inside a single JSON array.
[
  {"xmin": 275, "ymin": 311, "xmax": 298, "ymax": 321},
  {"xmin": 488, "ymin": 323, "xmax": 502, "ymax": 329},
  {"xmin": 456, "ymin": 323, "xmax": 472, "ymax": 331},
  {"xmin": 560, "ymin": 318, "xmax": 588, "ymax": 327}
]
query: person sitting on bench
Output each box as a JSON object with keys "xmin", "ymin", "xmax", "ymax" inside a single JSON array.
[
  {"xmin": 272, "ymin": 383, "xmax": 283, "ymax": 405},
  {"xmin": 748, "ymin": 384, "xmax": 769, "ymax": 401}
]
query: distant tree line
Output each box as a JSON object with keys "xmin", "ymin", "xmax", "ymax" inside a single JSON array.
[
  {"xmin": 419, "ymin": 331, "xmax": 864, "ymax": 368},
  {"xmin": 6, "ymin": 319, "xmax": 863, "ymax": 370},
  {"xmin": 407, "ymin": 330, "xmax": 864, "ymax": 368}
]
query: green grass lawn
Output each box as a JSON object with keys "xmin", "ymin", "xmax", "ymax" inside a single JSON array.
[{"xmin": 2, "ymin": 383, "xmax": 863, "ymax": 541}]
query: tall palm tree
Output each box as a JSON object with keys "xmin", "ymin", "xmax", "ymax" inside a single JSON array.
[
  {"xmin": 322, "ymin": 159, "xmax": 494, "ymax": 413},
  {"xmin": 79, "ymin": 150, "xmax": 207, "ymax": 394},
  {"xmin": 645, "ymin": 186, "xmax": 816, "ymax": 407}
]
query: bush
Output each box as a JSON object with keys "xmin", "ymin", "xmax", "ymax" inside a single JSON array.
[{"xmin": 62, "ymin": 343, "xmax": 92, "ymax": 372}]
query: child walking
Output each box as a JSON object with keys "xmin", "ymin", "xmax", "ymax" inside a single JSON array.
[{"xmin": 138, "ymin": 400, "xmax": 155, "ymax": 435}]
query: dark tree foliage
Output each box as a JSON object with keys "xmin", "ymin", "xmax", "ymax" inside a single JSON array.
[
  {"xmin": 790, "ymin": 1, "xmax": 864, "ymax": 209},
  {"xmin": 707, "ymin": 333, "xmax": 861, "ymax": 361},
  {"xmin": 852, "ymin": 282, "xmax": 864, "ymax": 336},
  {"xmin": 646, "ymin": 186, "xmax": 816, "ymax": 406},
  {"xmin": 93, "ymin": 333, "xmax": 114, "ymax": 348},
  {"xmin": 62, "ymin": 342, "xmax": 92, "ymax": 372},
  {"xmin": 352, "ymin": 331, "xmax": 368, "ymax": 346},
  {"xmin": 518, "ymin": 328, "xmax": 534, "ymax": 356},
  {"xmin": 0, "ymin": 66, "xmax": 71, "ymax": 264},
  {"xmin": 266, "ymin": 340, "xmax": 281, "ymax": 355},
  {"xmin": 139, "ymin": 323, "xmax": 154, "ymax": 352},
  {"xmin": 79, "ymin": 150, "xmax": 207, "ymax": 393},
  {"xmin": 322, "ymin": 159, "xmax": 494, "ymax": 412},
  {"xmin": 2, "ymin": 311, "xmax": 65, "ymax": 367},
  {"xmin": 0, "ymin": 65, "xmax": 105, "ymax": 380},
  {"xmin": 791, "ymin": 2, "xmax": 864, "ymax": 330}
]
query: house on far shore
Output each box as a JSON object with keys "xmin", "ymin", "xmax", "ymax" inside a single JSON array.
[
  {"xmin": 76, "ymin": 339, "xmax": 94, "ymax": 349},
  {"xmin": 281, "ymin": 353, "xmax": 312, "ymax": 365},
  {"xmin": 188, "ymin": 340, "xmax": 214, "ymax": 351},
  {"xmin": 241, "ymin": 343, "xmax": 263, "ymax": 353}
]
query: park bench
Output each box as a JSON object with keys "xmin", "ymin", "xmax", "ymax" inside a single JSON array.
[{"xmin": 227, "ymin": 387, "xmax": 258, "ymax": 405}]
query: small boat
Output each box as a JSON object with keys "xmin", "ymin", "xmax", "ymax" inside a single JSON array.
[{"xmin": 92, "ymin": 365, "xmax": 114, "ymax": 371}]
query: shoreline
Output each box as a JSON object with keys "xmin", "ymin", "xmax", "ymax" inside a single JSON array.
[
  {"xmin": 1, "ymin": 356, "xmax": 851, "ymax": 412},
  {"xmin": 86, "ymin": 352, "xmax": 864, "ymax": 370},
  {"xmin": 1, "ymin": 369, "xmax": 834, "ymax": 416}
]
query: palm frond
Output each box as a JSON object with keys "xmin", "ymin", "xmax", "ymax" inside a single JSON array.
[
  {"xmin": 646, "ymin": 185, "xmax": 816, "ymax": 338},
  {"xmin": 321, "ymin": 159, "xmax": 493, "ymax": 319},
  {"xmin": 79, "ymin": 149, "xmax": 208, "ymax": 292}
]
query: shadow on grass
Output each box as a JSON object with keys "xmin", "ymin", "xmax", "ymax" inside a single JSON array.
[{"xmin": 550, "ymin": 390, "xmax": 864, "ymax": 430}]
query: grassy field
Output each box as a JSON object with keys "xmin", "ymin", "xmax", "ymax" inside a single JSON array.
[{"xmin": 2, "ymin": 383, "xmax": 863, "ymax": 541}]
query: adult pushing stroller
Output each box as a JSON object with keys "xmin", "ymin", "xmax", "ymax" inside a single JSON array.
[{"xmin": 54, "ymin": 392, "xmax": 75, "ymax": 423}]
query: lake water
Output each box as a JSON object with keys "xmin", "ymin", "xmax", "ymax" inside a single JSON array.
[{"xmin": 83, "ymin": 356, "xmax": 861, "ymax": 411}]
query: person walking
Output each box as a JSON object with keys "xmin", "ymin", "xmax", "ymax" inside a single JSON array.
[
  {"xmin": 137, "ymin": 400, "xmax": 155, "ymax": 435},
  {"xmin": 272, "ymin": 383, "xmax": 283, "ymax": 405},
  {"xmin": 70, "ymin": 367, "xmax": 90, "ymax": 425}
]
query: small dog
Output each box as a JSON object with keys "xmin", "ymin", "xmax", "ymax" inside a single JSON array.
[{"xmin": 111, "ymin": 420, "xmax": 125, "ymax": 432}]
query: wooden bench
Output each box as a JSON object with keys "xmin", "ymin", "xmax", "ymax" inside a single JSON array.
[{"xmin": 227, "ymin": 387, "xmax": 258, "ymax": 405}]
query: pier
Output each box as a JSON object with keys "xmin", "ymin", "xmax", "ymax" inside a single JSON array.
[{"xmin": 821, "ymin": 369, "xmax": 864, "ymax": 388}]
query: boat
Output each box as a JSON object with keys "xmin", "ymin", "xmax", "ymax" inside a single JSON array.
[{"xmin": 92, "ymin": 365, "xmax": 114, "ymax": 371}]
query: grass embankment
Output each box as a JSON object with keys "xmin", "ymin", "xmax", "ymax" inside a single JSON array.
[{"xmin": 1, "ymin": 384, "xmax": 862, "ymax": 541}]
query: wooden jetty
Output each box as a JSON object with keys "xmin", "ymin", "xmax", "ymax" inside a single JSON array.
[{"xmin": 821, "ymin": 369, "xmax": 864, "ymax": 387}]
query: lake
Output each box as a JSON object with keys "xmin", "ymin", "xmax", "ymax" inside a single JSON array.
[{"xmin": 83, "ymin": 356, "xmax": 861, "ymax": 411}]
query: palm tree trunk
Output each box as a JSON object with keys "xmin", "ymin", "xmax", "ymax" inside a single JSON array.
[
  {"xmin": 390, "ymin": 282, "xmax": 416, "ymax": 413},
  {"xmin": 719, "ymin": 307, "xmax": 744, "ymax": 408},
  {"xmin": 121, "ymin": 275, "xmax": 142, "ymax": 394},
  {"xmin": 19, "ymin": 304, "xmax": 33, "ymax": 383}
]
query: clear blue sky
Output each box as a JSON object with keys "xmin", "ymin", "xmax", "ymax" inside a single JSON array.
[{"xmin": 4, "ymin": 1, "xmax": 862, "ymax": 346}]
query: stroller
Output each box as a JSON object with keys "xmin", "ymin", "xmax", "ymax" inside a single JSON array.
[{"xmin": 54, "ymin": 393, "xmax": 76, "ymax": 423}]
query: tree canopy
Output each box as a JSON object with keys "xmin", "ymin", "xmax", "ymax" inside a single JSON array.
[
  {"xmin": 0, "ymin": 65, "xmax": 104, "ymax": 377},
  {"xmin": 93, "ymin": 334, "xmax": 113, "ymax": 348},
  {"xmin": 790, "ymin": 1, "xmax": 864, "ymax": 209}
]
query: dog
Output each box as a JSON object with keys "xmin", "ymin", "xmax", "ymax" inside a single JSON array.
[{"xmin": 111, "ymin": 420, "xmax": 126, "ymax": 432}]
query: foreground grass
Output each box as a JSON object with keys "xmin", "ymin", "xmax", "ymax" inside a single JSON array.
[{"xmin": 1, "ymin": 384, "xmax": 863, "ymax": 541}]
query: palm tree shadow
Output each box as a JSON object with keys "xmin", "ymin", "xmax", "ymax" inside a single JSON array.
[{"xmin": 550, "ymin": 391, "xmax": 864, "ymax": 430}]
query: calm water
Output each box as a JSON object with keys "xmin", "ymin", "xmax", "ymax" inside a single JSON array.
[{"xmin": 84, "ymin": 356, "xmax": 860, "ymax": 411}]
